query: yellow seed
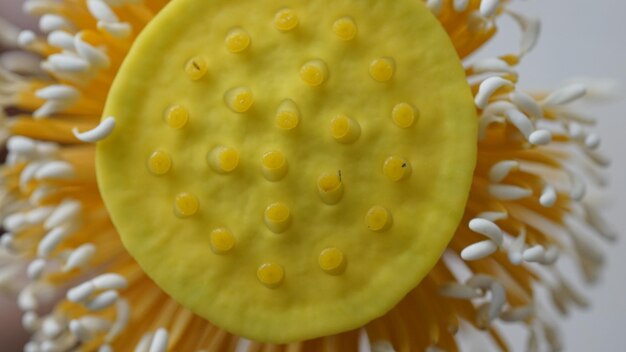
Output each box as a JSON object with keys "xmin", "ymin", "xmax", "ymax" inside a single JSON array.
[
  {"xmin": 317, "ymin": 171, "xmax": 344, "ymax": 205},
  {"xmin": 257, "ymin": 263, "xmax": 284, "ymax": 288},
  {"xmin": 264, "ymin": 202, "xmax": 291, "ymax": 233},
  {"xmin": 209, "ymin": 228, "xmax": 236, "ymax": 254},
  {"xmin": 275, "ymin": 99, "xmax": 300, "ymax": 130},
  {"xmin": 208, "ymin": 146, "xmax": 240, "ymax": 174},
  {"xmin": 392, "ymin": 103, "xmax": 418, "ymax": 128},
  {"xmin": 369, "ymin": 57, "xmax": 395, "ymax": 82},
  {"xmin": 262, "ymin": 150, "xmax": 288, "ymax": 181},
  {"xmin": 300, "ymin": 59, "xmax": 329, "ymax": 87},
  {"xmin": 383, "ymin": 156, "xmax": 411, "ymax": 182},
  {"xmin": 147, "ymin": 150, "xmax": 172, "ymax": 175},
  {"xmin": 318, "ymin": 247, "xmax": 346, "ymax": 275},
  {"xmin": 332, "ymin": 16, "xmax": 357, "ymax": 41},
  {"xmin": 273, "ymin": 8, "xmax": 298, "ymax": 32},
  {"xmin": 224, "ymin": 27, "xmax": 251, "ymax": 53},
  {"xmin": 174, "ymin": 192, "xmax": 199, "ymax": 218},
  {"xmin": 164, "ymin": 105, "xmax": 189, "ymax": 129},
  {"xmin": 224, "ymin": 86, "xmax": 254, "ymax": 113},
  {"xmin": 330, "ymin": 114, "xmax": 361, "ymax": 144},
  {"xmin": 185, "ymin": 56, "xmax": 208, "ymax": 81},
  {"xmin": 366, "ymin": 206, "xmax": 392, "ymax": 232}
]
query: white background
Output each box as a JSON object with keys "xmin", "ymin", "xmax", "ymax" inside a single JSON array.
[{"xmin": 1, "ymin": 0, "xmax": 625, "ymax": 351}]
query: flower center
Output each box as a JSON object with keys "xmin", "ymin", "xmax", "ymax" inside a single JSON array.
[{"xmin": 97, "ymin": 0, "xmax": 477, "ymax": 344}]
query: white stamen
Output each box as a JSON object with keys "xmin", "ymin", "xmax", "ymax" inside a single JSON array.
[
  {"xmin": 45, "ymin": 199, "xmax": 82, "ymax": 230},
  {"xmin": 3, "ymin": 213, "xmax": 28, "ymax": 232},
  {"xmin": 469, "ymin": 218, "xmax": 503, "ymax": 246},
  {"xmin": 0, "ymin": 234, "xmax": 15, "ymax": 251},
  {"xmin": 542, "ymin": 246, "xmax": 559, "ymax": 265},
  {"xmin": 453, "ymin": 0, "xmax": 469, "ymax": 12},
  {"xmin": 508, "ymin": 228, "xmax": 526, "ymax": 264},
  {"xmin": 135, "ymin": 333, "xmax": 154, "ymax": 352},
  {"xmin": 475, "ymin": 77, "xmax": 513, "ymax": 109},
  {"xmin": 506, "ymin": 10, "xmax": 541, "ymax": 55},
  {"xmin": 149, "ymin": 328, "xmax": 169, "ymax": 352},
  {"xmin": 585, "ymin": 148, "xmax": 611, "ymax": 167},
  {"xmin": 69, "ymin": 319, "xmax": 91, "ymax": 341},
  {"xmin": 522, "ymin": 245, "xmax": 545, "ymax": 263},
  {"xmin": 35, "ymin": 161, "xmax": 75, "ymax": 180},
  {"xmin": 568, "ymin": 122, "xmax": 585, "ymax": 140},
  {"xmin": 26, "ymin": 206, "xmax": 55, "ymax": 225},
  {"xmin": 22, "ymin": 311, "xmax": 40, "ymax": 332},
  {"xmin": 48, "ymin": 30, "xmax": 75, "ymax": 51},
  {"xmin": 510, "ymin": 90, "xmax": 543, "ymax": 119},
  {"xmin": 73, "ymin": 116, "xmax": 116, "ymax": 143},
  {"xmin": 477, "ymin": 211, "xmax": 508, "ymax": 222},
  {"xmin": 539, "ymin": 185, "xmax": 557, "ymax": 207},
  {"xmin": 425, "ymin": 0, "xmax": 442, "ymax": 15},
  {"xmin": 39, "ymin": 14, "xmax": 75, "ymax": 33},
  {"xmin": 48, "ymin": 54, "xmax": 91, "ymax": 73},
  {"xmin": 18, "ymin": 30, "xmax": 37, "ymax": 47},
  {"xmin": 75, "ymin": 34, "xmax": 111, "ymax": 69},
  {"xmin": 371, "ymin": 341, "xmax": 395, "ymax": 352},
  {"xmin": 67, "ymin": 281, "xmax": 95, "ymax": 303},
  {"xmin": 505, "ymin": 109, "xmax": 534, "ymax": 139},
  {"xmin": 80, "ymin": 316, "xmax": 112, "ymax": 333},
  {"xmin": 7, "ymin": 136, "xmax": 36, "ymax": 156},
  {"xmin": 24, "ymin": 342, "xmax": 39, "ymax": 352},
  {"xmin": 568, "ymin": 171, "xmax": 586, "ymax": 201},
  {"xmin": 30, "ymin": 185, "xmax": 57, "ymax": 205},
  {"xmin": 18, "ymin": 286, "xmax": 38, "ymax": 311},
  {"xmin": 489, "ymin": 184, "xmax": 532, "ymax": 200},
  {"xmin": 87, "ymin": 0, "xmax": 120, "ymax": 22},
  {"xmin": 38, "ymin": 225, "xmax": 74, "ymax": 257},
  {"xmin": 529, "ymin": 129, "xmax": 552, "ymax": 146},
  {"xmin": 467, "ymin": 274, "xmax": 494, "ymax": 290},
  {"xmin": 439, "ymin": 283, "xmax": 482, "ymax": 299},
  {"xmin": 488, "ymin": 160, "xmax": 519, "ymax": 183},
  {"xmin": 27, "ymin": 259, "xmax": 46, "ymax": 280},
  {"xmin": 461, "ymin": 240, "xmax": 498, "ymax": 261},
  {"xmin": 583, "ymin": 203, "xmax": 617, "ymax": 241},
  {"xmin": 100, "ymin": 345, "xmax": 113, "ymax": 352},
  {"xmin": 86, "ymin": 290, "xmax": 119, "ymax": 311},
  {"xmin": 584, "ymin": 133, "xmax": 601, "ymax": 149},
  {"xmin": 471, "ymin": 58, "xmax": 514, "ymax": 74},
  {"xmin": 105, "ymin": 299, "xmax": 130, "ymax": 342},
  {"xmin": 542, "ymin": 84, "xmax": 587, "ymax": 107},
  {"xmin": 480, "ymin": 0, "xmax": 500, "ymax": 18},
  {"xmin": 488, "ymin": 281, "xmax": 506, "ymax": 321},
  {"xmin": 35, "ymin": 142, "xmax": 59, "ymax": 158},
  {"xmin": 92, "ymin": 273, "xmax": 128, "ymax": 290},
  {"xmin": 482, "ymin": 101, "xmax": 517, "ymax": 116},
  {"xmin": 23, "ymin": 0, "xmax": 61, "ymax": 16},
  {"xmin": 34, "ymin": 100, "xmax": 68, "ymax": 118},
  {"xmin": 42, "ymin": 316, "xmax": 64, "ymax": 338},
  {"xmin": 97, "ymin": 21, "xmax": 132, "ymax": 38},
  {"xmin": 35, "ymin": 85, "xmax": 80, "ymax": 103},
  {"xmin": 64, "ymin": 243, "xmax": 96, "ymax": 272},
  {"xmin": 478, "ymin": 115, "xmax": 505, "ymax": 140},
  {"xmin": 500, "ymin": 305, "xmax": 533, "ymax": 322}
]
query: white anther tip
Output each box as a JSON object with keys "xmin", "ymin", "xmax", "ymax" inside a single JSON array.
[
  {"xmin": 461, "ymin": 240, "xmax": 498, "ymax": 261},
  {"xmin": 73, "ymin": 116, "xmax": 116, "ymax": 143},
  {"xmin": 529, "ymin": 129, "xmax": 552, "ymax": 146}
]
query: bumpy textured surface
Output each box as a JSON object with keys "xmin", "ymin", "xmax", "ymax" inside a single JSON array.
[{"xmin": 97, "ymin": 0, "xmax": 477, "ymax": 343}]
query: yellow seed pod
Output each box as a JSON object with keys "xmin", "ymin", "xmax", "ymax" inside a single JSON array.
[{"xmin": 98, "ymin": 0, "xmax": 477, "ymax": 344}]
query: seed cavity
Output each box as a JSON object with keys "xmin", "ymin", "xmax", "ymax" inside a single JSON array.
[
  {"xmin": 317, "ymin": 171, "xmax": 344, "ymax": 205},
  {"xmin": 392, "ymin": 103, "xmax": 417, "ymax": 128},
  {"xmin": 225, "ymin": 86, "xmax": 254, "ymax": 113},
  {"xmin": 257, "ymin": 262, "xmax": 284, "ymax": 288},
  {"xmin": 318, "ymin": 247, "xmax": 346, "ymax": 275},
  {"xmin": 275, "ymin": 99, "xmax": 300, "ymax": 130},
  {"xmin": 165, "ymin": 105, "xmax": 189, "ymax": 129},
  {"xmin": 185, "ymin": 56, "xmax": 208, "ymax": 81},
  {"xmin": 273, "ymin": 8, "xmax": 298, "ymax": 32},
  {"xmin": 174, "ymin": 192, "xmax": 199, "ymax": 218},
  {"xmin": 332, "ymin": 16, "xmax": 357, "ymax": 41},
  {"xmin": 264, "ymin": 202, "xmax": 291, "ymax": 233},
  {"xmin": 330, "ymin": 114, "xmax": 361, "ymax": 144},
  {"xmin": 147, "ymin": 150, "xmax": 172, "ymax": 175},
  {"xmin": 383, "ymin": 156, "xmax": 411, "ymax": 182},
  {"xmin": 209, "ymin": 228, "xmax": 236, "ymax": 254},
  {"xmin": 262, "ymin": 150, "xmax": 288, "ymax": 182},
  {"xmin": 369, "ymin": 57, "xmax": 395, "ymax": 82},
  {"xmin": 366, "ymin": 205, "xmax": 392, "ymax": 232},
  {"xmin": 208, "ymin": 146, "xmax": 240, "ymax": 174},
  {"xmin": 225, "ymin": 27, "xmax": 251, "ymax": 53},
  {"xmin": 300, "ymin": 59, "xmax": 329, "ymax": 87}
]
